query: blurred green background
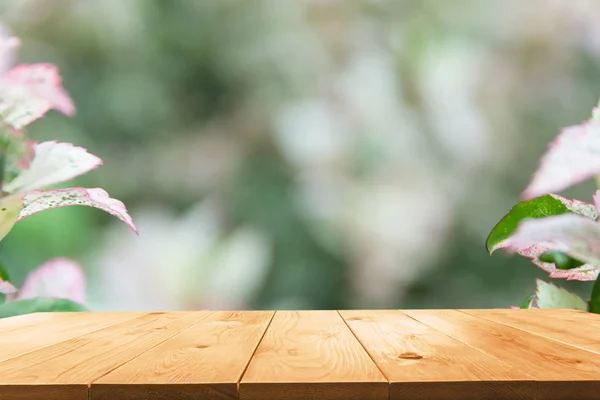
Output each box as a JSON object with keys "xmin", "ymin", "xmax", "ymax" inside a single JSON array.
[{"xmin": 0, "ymin": 0, "xmax": 599, "ymax": 311}]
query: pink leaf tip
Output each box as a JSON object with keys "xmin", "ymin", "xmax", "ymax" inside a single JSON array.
[
  {"xmin": 18, "ymin": 187, "xmax": 138, "ymax": 234},
  {"xmin": 4, "ymin": 141, "xmax": 103, "ymax": 194},
  {"xmin": 594, "ymin": 190, "xmax": 600, "ymax": 215},
  {"xmin": 0, "ymin": 63, "xmax": 75, "ymax": 128},
  {"xmin": 0, "ymin": 277, "xmax": 16, "ymax": 295},
  {"xmin": 522, "ymin": 121, "xmax": 600, "ymax": 200},
  {"xmin": 18, "ymin": 258, "xmax": 86, "ymax": 303}
]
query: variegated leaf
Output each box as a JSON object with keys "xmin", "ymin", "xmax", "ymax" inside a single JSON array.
[
  {"xmin": 592, "ymin": 105, "xmax": 600, "ymax": 122},
  {"xmin": 17, "ymin": 187, "xmax": 137, "ymax": 233},
  {"xmin": 0, "ymin": 278, "xmax": 16, "ymax": 295},
  {"xmin": 523, "ymin": 120, "xmax": 600, "ymax": 200},
  {"xmin": 17, "ymin": 258, "xmax": 86, "ymax": 304},
  {"xmin": 0, "ymin": 63, "xmax": 75, "ymax": 129},
  {"xmin": 504, "ymin": 213, "xmax": 600, "ymax": 267},
  {"xmin": 0, "ymin": 193, "xmax": 23, "ymax": 242},
  {"xmin": 535, "ymin": 279, "xmax": 588, "ymax": 310},
  {"xmin": 3, "ymin": 141, "xmax": 102, "ymax": 194},
  {"xmin": 523, "ymin": 244, "xmax": 599, "ymax": 281},
  {"xmin": 487, "ymin": 193, "xmax": 597, "ymax": 254},
  {"xmin": 0, "ymin": 132, "xmax": 35, "ymax": 183},
  {"xmin": 594, "ymin": 190, "xmax": 600, "ymax": 214}
]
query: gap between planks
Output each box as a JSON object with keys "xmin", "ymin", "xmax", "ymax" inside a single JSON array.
[
  {"xmin": 0, "ymin": 312, "xmax": 147, "ymax": 364},
  {"xmin": 90, "ymin": 311, "xmax": 274, "ymax": 400},
  {"xmin": 403, "ymin": 309, "xmax": 600, "ymax": 400},
  {"xmin": 340, "ymin": 310, "xmax": 536, "ymax": 400},
  {"xmin": 337, "ymin": 309, "xmax": 389, "ymax": 388},
  {"xmin": 238, "ymin": 310, "xmax": 389, "ymax": 400},
  {"xmin": 1, "ymin": 309, "xmax": 599, "ymax": 400},
  {"xmin": 0, "ymin": 312, "xmax": 214, "ymax": 400},
  {"xmin": 0, "ymin": 311, "xmax": 276, "ymax": 400},
  {"xmin": 235, "ymin": 310, "xmax": 276, "ymax": 393}
]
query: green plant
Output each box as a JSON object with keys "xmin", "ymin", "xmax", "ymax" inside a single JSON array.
[
  {"xmin": 0, "ymin": 24, "xmax": 136, "ymax": 316},
  {"xmin": 488, "ymin": 101, "xmax": 600, "ymax": 311}
]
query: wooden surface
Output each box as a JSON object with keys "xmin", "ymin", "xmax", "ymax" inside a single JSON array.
[{"xmin": 0, "ymin": 309, "xmax": 598, "ymax": 400}]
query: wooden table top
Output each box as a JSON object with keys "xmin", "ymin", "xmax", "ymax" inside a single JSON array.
[{"xmin": 0, "ymin": 309, "xmax": 598, "ymax": 400}]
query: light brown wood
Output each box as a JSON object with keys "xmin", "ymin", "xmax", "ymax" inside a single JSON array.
[
  {"xmin": 0, "ymin": 312, "xmax": 70, "ymax": 333},
  {"xmin": 1, "ymin": 309, "xmax": 600, "ymax": 400},
  {"xmin": 340, "ymin": 310, "xmax": 535, "ymax": 400},
  {"xmin": 404, "ymin": 309, "xmax": 600, "ymax": 400},
  {"xmin": 0, "ymin": 311, "xmax": 209, "ymax": 400},
  {"xmin": 91, "ymin": 311, "xmax": 274, "ymax": 400},
  {"xmin": 239, "ymin": 310, "xmax": 388, "ymax": 400},
  {"xmin": 462, "ymin": 308, "xmax": 600, "ymax": 354},
  {"xmin": 0, "ymin": 311, "xmax": 144, "ymax": 363}
]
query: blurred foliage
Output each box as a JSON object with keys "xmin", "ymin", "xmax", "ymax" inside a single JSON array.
[
  {"xmin": 0, "ymin": 297, "xmax": 88, "ymax": 318},
  {"xmin": 0, "ymin": 0, "xmax": 599, "ymax": 310}
]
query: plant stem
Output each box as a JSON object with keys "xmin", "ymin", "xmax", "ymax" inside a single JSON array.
[{"xmin": 589, "ymin": 275, "xmax": 600, "ymax": 313}]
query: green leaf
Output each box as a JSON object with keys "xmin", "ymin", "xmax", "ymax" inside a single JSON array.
[
  {"xmin": 0, "ymin": 297, "xmax": 88, "ymax": 318},
  {"xmin": 538, "ymin": 250, "xmax": 585, "ymax": 270},
  {"xmin": 0, "ymin": 193, "xmax": 24, "ymax": 242},
  {"xmin": 520, "ymin": 295, "xmax": 535, "ymax": 309},
  {"xmin": 0, "ymin": 263, "xmax": 15, "ymax": 298},
  {"xmin": 486, "ymin": 194, "xmax": 597, "ymax": 254},
  {"xmin": 0, "ymin": 263, "xmax": 9, "ymax": 282},
  {"xmin": 535, "ymin": 279, "xmax": 587, "ymax": 310}
]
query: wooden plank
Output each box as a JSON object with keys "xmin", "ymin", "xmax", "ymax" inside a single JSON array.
[
  {"xmin": 405, "ymin": 309, "xmax": 600, "ymax": 400},
  {"xmin": 0, "ymin": 312, "xmax": 72, "ymax": 333},
  {"xmin": 239, "ymin": 310, "xmax": 388, "ymax": 400},
  {"xmin": 462, "ymin": 308, "xmax": 600, "ymax": 354},
  {"xmin": 340, "ymin": 310, "xmax": 535, "ymax": 400},
  {"xmin": 91, "ymin": 311, "xmax": 274, "ymax": 400},
  {"xmin": 0, "ymin": 312, "xmax": 144, "ymax": 362},
  {"xmin": 0, "ymin": 311, "xmax": 211, "ymax": 400}
]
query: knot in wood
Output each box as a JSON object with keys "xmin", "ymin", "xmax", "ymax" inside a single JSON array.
[{"xmin": 398, "ymin": 352, "xmax": 423, "ymax": 360}]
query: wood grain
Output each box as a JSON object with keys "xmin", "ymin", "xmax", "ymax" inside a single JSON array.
[
  {"xmin": 239, "ymin": 310, "xmax": 388, "ymax": 400},
  {"xmin": 91, "ymin": 311, "xmax": 274, "ymax": 400},
  {"xmin": 405, "ymin": 309, "xmax": 600, "ymax": 400},
  {"xmin": 0, "ymin": 312, "xmax": 72, "ymax": 333},
  {"xmin": 462, "ymin": 308, "xmax": 600, "ymax": 354},
  {"xmin": 0, "ymin": 309, "xmax": 599, "ymax": 400},
  {"xmin": 340, "ymin": 310, "xmax": 535, "ymax": 400},
  {"xmin": 0, "ymin": 311, "xmax": 143, "ymax": 363},
  {"xmin": 0, "ymin": 311, "xmax": 209, "ymax": 400}
]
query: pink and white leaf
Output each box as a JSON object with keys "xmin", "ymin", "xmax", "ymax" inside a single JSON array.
[
  {"xmin": 535, "ymin": 279, "xmax": 588, "ymax": 310},
  {"xmin": 0, "ymin": 193, "xmax": 23, "ymax": 242},
  {"xmin": 521, "ymin": 244, "xmax": 600, "ymax": 281},
  {"xmin": 594, "ymin": 190, "xmax": 600, "ymax": 215},
  {"xmin": 17, "ymin": 258, "xmax": 85, "ymax": 303},
  {"xmin": 593, "ymin": 106, "xmax": 600, "ymax": 122},
  {"xmin": 0, "ymin": 135, "xmax": 35, "ymax": 183},
  {"xmin": 0, "ymin": 277, "xmax": 16, "ymax": 295},
  {"xmin": 505, "ymin": 213, "xmax": 600, "ymax": 267},
  {"xmin": 0, "ymin": 63, "xmax": 75, "ymax": 129},
  {"xmin": 17, "ymin": 187, "xmax": 138, "ymax": 233},
  {"xmin": 523, "ymin": 121, "xmax": 600, "ymax": 200},
  {"xmin": 3, "ymin": 141, "xmax": 102, "ymax": 193},
  {"xmin": 554, "ymin": 194, "xmax": 599, "ymax": 220}
]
